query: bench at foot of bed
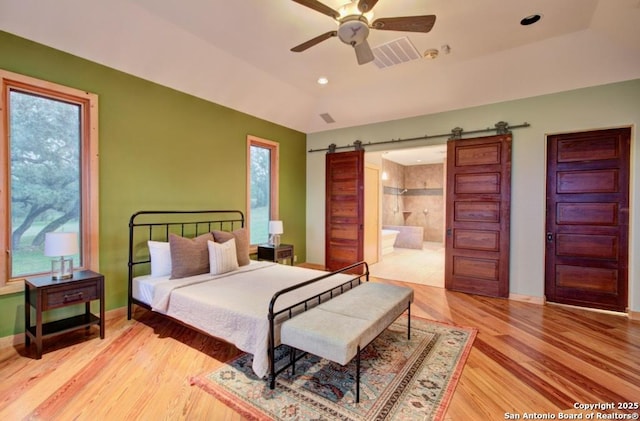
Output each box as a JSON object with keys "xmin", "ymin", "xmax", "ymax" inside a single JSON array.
[{"xmin": 277, "ymin": 282, "xmax": 413, "ymax": 403}]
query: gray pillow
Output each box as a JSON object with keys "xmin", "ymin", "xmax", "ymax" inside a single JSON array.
[
  {"xmin": 212, "ymin": 228, "xmax": 250, "ymax": 266},
  {"xmin": 169, "ymin": 232, "xmax": 212, "ymax": 279}
]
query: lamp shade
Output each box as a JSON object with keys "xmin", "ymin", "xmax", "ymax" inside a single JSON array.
[
  {"xmin": 44, "ymin": 232, "xmax": 79, "ymax": 257},
  {"xmin": 268, "ymin": 220, "xmax": 283, "ymax": 235}
]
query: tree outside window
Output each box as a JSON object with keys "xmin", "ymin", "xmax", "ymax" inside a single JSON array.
[
  {"xmin": 9, "ymin": 91, "xmax": 81, "ymax": 276},
  {"xmin": 247, "ymin": 136, "xmax": 279, "ymax": 246}
]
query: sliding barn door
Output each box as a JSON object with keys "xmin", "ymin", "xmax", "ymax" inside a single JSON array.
[
  {"xmin": 445, "ymin": 134, "xmax": 512, "ymax": 297},
  {"xmin": 545, "ymin": 128, "xmax": 630, "ymax": 312},
  {"xmin": 325, "ymin": 150, "xmax": 364, "ymax": 271}
]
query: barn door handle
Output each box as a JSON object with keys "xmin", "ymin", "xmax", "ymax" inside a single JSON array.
[{"xmin": 546, "ymin": 232, "xmax": 553, "ymax": 242}]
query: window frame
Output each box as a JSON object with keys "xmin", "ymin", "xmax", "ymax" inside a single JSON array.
[
  {"xmin": 0, "ymin": 69, "xmax": 99, "ymax": 293},
  {"xmin": 246, "ymin": 135, "xmax": 279, "ymax": 250}
]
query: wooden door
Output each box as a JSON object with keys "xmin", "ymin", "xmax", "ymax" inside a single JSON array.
[
  {"xmin": 325, "ymin": 150, "xmax": 364, "ymax": 271},
  {"xmin": 545, "ymin": 128, "xmax": 630, "ymax": 312},
  {"xmin": 445, "ymin": 134, "xmax": 512, "ymax": 297}
]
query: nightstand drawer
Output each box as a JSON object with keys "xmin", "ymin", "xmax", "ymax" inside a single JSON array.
[
  {"xmin": 44, "ymin": 283, "xmax": 98, "ymax": 309},
  {"xmin": 278, "ymin": 248, "xmax": 293, "ymax": 259}
]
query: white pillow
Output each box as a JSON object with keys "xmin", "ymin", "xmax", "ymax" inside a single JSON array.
[
  {"xmin": 148, "ymin": 241, "xmax": 171, "ymax": 278},
  {"xmin": 208, "ymin": 239, "xmax": 239, "ymax": 275}
]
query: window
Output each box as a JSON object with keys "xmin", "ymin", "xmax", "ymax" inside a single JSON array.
[
  {"xmin": 246, "ymin": 135, "xmax": 279, "ymax": 246},
  {"xmin": 0, "ymin": 70, "xmax": 99, "ymax": 291}
]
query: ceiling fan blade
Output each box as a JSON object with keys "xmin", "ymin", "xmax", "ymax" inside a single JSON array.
[
  {"xmin": 291, "ymin": 0, "xmax": 340, "ymax": 19},
  {"xmin": 371, "ymin": 15, "xmax": 436, "ymax": 33},
  {"xmin": 354, "ymin": 40, "xmax": 375, "ymax": 65},
  {"xmin": 357, "ymin": 0, "xmax": 380, "ymax": 13},
  {"xmin": 291, "ymin": 31, "xmax": 337, "ymax": 52}
]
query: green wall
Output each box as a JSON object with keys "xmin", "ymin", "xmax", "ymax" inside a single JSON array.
[{"xmin": 0, "ymin": 31, "xmax": 307, "ymax": 337}]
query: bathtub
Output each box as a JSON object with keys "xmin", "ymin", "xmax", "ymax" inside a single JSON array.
[
  {"xmin": 381, "ymin": 229, "xmax": 400, "ymax": 255},
  {"xmin": 382, "ymin": 225, "xmax": 424, "ymax": 250}
]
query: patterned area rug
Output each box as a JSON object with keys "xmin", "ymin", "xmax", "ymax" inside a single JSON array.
[{"xmin": 191, "ymin": 316, "xmax": 476, "ymax": 420}]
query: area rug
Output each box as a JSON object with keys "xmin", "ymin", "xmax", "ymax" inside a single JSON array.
[{"xmin": 190, "ymin": 316, "xmax": 476, "ymax": 420}]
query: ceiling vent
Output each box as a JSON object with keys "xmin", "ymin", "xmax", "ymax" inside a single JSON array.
[
  {"xmin": 372, "ymin": 37, "xmax": 421, "ymax": 69},
  {"xmin": 320, "ymin": 113, "xmax": 335, "ymax": 123}
]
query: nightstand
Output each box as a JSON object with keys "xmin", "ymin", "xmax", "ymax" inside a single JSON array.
[
  {"xmin": 24, "ymin": 270, "xmax": 105, "ymax": 359},
  {"xmin": 257, "ymin": 244, "xmax": 294, "ymax": 265}
]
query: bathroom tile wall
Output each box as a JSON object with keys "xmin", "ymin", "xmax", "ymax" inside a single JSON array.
[
  {"xmin": 381, "ymin": 159, "xmax": 406, "ymax": 226},
  {"xmin": 381, "ymin": 158, "xmax": 445, "ymax": 243}
]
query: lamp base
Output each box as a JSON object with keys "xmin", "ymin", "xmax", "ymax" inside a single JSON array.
[
  {"xmin": 269, "ymin": 234, "xmax": 281, "ymax": 248},
  {"xmin": 51, "ymin": 257, "xmax": 73, "ymax": 280}
]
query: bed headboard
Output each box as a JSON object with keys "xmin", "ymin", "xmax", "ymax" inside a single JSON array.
[{"xmin": 127, "ymin": 209, "xmax": 244, "ymax": 316}]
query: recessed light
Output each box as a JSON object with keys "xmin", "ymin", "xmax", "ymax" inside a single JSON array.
[
  {"xmin": 317, "ymin": 77, "xmax": 329, "ymax": 85},
  {"xmin": 520, "ymin": 14, "xmax": 542, "ymax": 26}
]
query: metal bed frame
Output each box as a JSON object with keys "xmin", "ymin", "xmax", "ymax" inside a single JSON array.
[{"xmin": 127, "ymin": 210, "xmax": 370, "ymax": 385}]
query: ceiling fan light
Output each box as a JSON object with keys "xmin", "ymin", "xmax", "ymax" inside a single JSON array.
[{"xmin": 337, "ymin": 18, "xmax": 370, "ymax": 46}]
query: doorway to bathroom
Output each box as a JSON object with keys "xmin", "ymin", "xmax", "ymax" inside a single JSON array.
[{"xmin": 366, "ymin": 145, "xmax": 446, "ymax": 287}]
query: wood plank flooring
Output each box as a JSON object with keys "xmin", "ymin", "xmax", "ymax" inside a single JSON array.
[{"xmin": 1, "ymin": 278, "xmax": 639, "ymax": 420}]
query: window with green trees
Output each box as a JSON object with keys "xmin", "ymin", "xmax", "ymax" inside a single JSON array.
[
  {"xmin": 247, "ymin": 136, "xmax": 279, "ymax": 246},
  {"xmin": 0, "ymin": 70, "xmax": 99, "ymax": 288}
]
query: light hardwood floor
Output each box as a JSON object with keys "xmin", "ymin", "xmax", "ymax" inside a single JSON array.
[{"xmin": 1, "ymin": 278, "xmax": 639, "ymax": 420}]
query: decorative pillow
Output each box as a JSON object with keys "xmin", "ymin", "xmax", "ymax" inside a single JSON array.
[
  {"xmin": 207, "ymin": 239, "xmax": 239, "ymax": 275},
  {"xmin": 148, "ymin": 241, "xmax": 171, "ymax": 278},
  {"xmin": 212, "ymin": 228, "xmax": 250, "ymax": 266},
  {"xmin": 168, "ymin": 233, "xmax": 212, "ymax": 279}
]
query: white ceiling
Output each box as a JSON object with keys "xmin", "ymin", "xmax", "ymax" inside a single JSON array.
[{"xmin": 1, "ymin": 0, "xmax": 639, "ymax": 134}]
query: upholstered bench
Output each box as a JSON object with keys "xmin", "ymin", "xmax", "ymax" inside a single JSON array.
[{"xmin": 280, "ymin": 282, "xmax": 413, "ymax": 403}]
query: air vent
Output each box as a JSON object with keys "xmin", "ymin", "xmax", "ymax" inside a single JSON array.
[
  {"xmin": 372, "ymin": 37, "xmax": 421, "ymax": 69},
  {"xmin": 320, "ymin": 113, "xmax": 335, "ymax": 123}
]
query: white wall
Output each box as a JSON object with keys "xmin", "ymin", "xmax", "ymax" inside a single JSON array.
[{"xmin": 307, "ymin": 79, "xmax": 640, "ymax": 312}]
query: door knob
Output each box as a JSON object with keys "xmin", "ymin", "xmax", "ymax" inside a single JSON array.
[{"xmin": 546, "ymin": 232, "xmax": 553, "ymax": 242}]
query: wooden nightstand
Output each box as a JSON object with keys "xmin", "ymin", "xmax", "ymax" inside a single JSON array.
[
  {"xmin": 24, "ymin": 270, "xmax": 105, "ymax": 359},
  {"xmin": 257, "ymin": 244, "xmax": 294, "ymax": 265}
]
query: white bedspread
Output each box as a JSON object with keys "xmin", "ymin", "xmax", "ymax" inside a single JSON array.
[{"xmin": 134, "ymin": 261, "xmax": 353, "ymax": 378}]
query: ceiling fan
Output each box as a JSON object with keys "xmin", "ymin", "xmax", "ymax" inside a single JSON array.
[{"xmin": 291, "ymin": 0, "xmax": 436, "ymax": 65}]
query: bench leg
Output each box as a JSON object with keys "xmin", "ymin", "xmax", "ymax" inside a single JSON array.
[
  {"xmin": 290, "ymin": 346, "xmax": 296, "ymax": 375},
  {"xmin": 356, "ymin": 345, "xmax": 361, "ymax": 403},
  {"xmin": 408, "ymin": 302, "xmax": 411, "ymax": 340}
]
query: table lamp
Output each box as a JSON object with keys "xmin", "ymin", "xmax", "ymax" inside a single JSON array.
[
  {"xmin": 44, "ymin": 232, "xmax": 78, "ymax": 280},
  {"xmin": 268, "ymin": 220, "xmax": 283, "ymax": 247}
]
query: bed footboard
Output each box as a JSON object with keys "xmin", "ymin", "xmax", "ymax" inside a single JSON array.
[{"xmin": 267, "ymin": 261, "xmax": 369, "ymax": 389}]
